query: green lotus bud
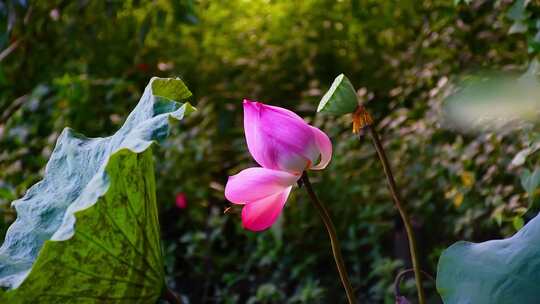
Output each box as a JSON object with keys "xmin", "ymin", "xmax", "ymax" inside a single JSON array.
[{"xmin": 317, "ymin": 74, "xmax": 359, "ymax": 115}]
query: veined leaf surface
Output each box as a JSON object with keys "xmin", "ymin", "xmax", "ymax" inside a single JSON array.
[{"xmin": 0, "ymin": 77, "xmax": 194, "ymax": 303}]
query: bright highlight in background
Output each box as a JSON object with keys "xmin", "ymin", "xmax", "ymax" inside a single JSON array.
[{"xmin": 443, "ymin": 61, "xmax": 540, "ymax": 133}]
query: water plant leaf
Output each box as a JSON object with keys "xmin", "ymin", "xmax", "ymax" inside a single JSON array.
[
  {"xmin": 0, "ymin": 77, "xmax": 194, "ymax": 303},
  {"xmin": 436, "ymin": 212, "xmax": 540, "ymax": 304}
]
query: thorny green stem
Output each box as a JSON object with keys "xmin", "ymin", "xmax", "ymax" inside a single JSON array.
[
  {"xmin": 364, "ymin": 126, "xmax": 426, "ymax": 304},
  {"xmin": 162, "ymin": 286, "xmax": 182, "ymax": 304},
  {"xmin": 301, "ymin": 172, "xmax": 357, "ymax": 304}
]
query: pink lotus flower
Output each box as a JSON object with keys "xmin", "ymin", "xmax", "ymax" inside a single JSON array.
[
  {"xmin": 224, "ymin": 100, "xmax": 332, "ymax": 231},
  {"xmin": 175, "ymin": 193, "xmax": 187, "ymax": 209}
]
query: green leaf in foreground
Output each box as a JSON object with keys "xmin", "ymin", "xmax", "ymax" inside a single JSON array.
[
  {"xmin": 0, "ymin": 77, "xmax": 194, "ymax": 303},
  {"xmin": 317, "ymin": 74, "xmax": 359, "ymax": 116},
  {"xmin": 436, "ymin": 212, "xmax": 540, "ymax": 304}
]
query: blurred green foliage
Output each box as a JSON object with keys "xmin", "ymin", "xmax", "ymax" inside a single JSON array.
[{"xmin": 1, "ymin": 0, "xmax": 540, "ymax": 303}]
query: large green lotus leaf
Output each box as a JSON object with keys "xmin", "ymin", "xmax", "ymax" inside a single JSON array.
[
  {"xmin": 0, "ymin": 77, "xmax": 194, "ymax": 303},
  {"xmin": 436, "ymin": 212, "xmax": 540, "ymax": 304}
]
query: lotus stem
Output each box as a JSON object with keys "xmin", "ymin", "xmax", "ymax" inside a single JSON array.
[
  {"xmin": 301, "ymin": 172, "xmax": 357, "ymax": 304},
  {"xmin": 354, "ymin": 106, "xmax": 426, "ymax": 304},
  {"xmin": 394, "ymin": 268, "xmax": 434, "ymax": 301}
]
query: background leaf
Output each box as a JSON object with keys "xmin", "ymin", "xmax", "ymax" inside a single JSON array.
[{"xmin": 520, "ymin": 168, "xmax": 540, "ymax": 204}]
